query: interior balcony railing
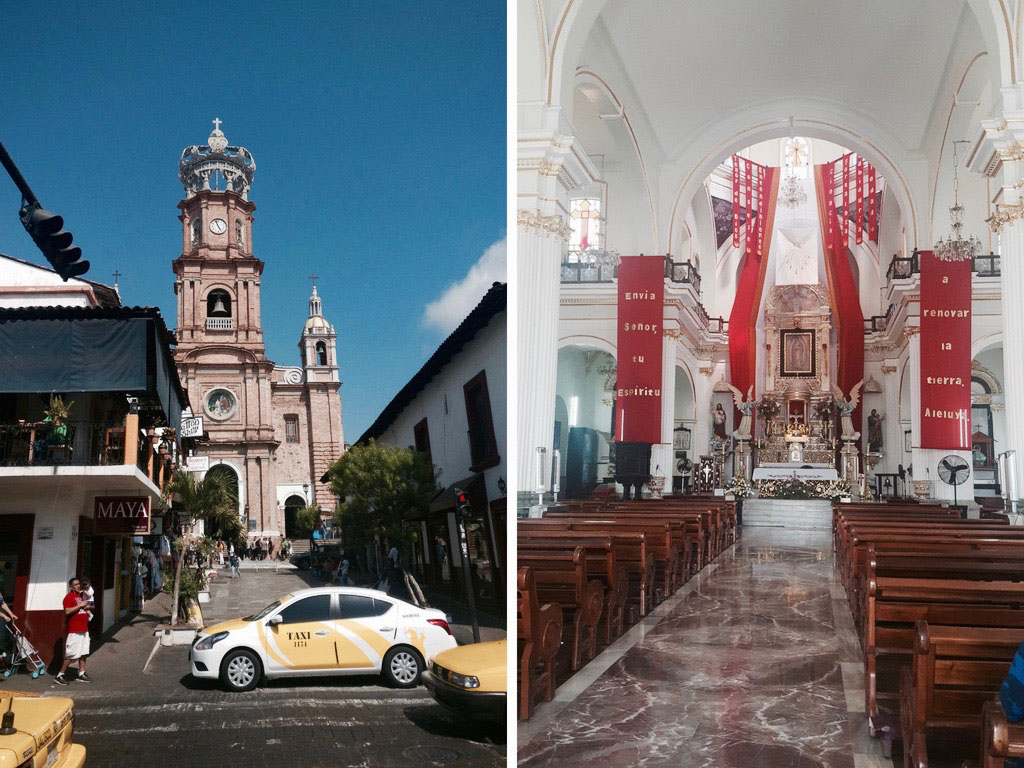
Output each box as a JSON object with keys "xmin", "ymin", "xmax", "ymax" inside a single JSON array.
[
  {"xmin": 885, "ymin": 250, "xmax": 1001, "ymax": 282},
  {"xmin": 560, "ymin": 252, "xmax": 703, "ymax": 291},
  {"xmin": 696, "ymin": 302, "xmax": 728, "ymax": 334},
  {"xmin": 864, "ymin": 303, "xmax": 895, "ymax": 334}
]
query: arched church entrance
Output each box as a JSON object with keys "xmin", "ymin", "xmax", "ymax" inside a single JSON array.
[
  {"xmin": 205, "ymin": 463, "xmax": 241, "ymax": 538},
  {"xmin": 283, "ymin": 494, "xmax": 306, "ymax": 539},
  {"xmin": 555, "ymin": 345, "xmax": 616, "ymax": 499}
]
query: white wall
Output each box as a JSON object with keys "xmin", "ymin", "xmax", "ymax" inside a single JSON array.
[{"xmin": 376, "ymin": 312, "xmax": 507, "ymax": 503}]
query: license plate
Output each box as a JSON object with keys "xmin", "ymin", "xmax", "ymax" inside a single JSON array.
[{"xmin": 46, "ymin": 743, "xmax": 57, "ymax": 768}]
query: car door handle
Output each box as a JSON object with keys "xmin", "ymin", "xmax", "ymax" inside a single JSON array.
[{"xmin": 379, "ymin": 627, "xmax": 394, "ymax": 632}]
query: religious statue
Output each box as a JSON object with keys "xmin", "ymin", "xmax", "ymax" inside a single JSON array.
[
  {"xmin": 832, "ymin": 380, "xmax": 864, "ymax": 440},
  {"xmin": 758, "ymin": 395, "xmax": 780, "ymax": 439},
  {"xmin": 726, "ymin": 384, "xmax": 756, "ymax": 439},
  {"xmin": 867, "ymin": 409, "xmax": 885, "ymax": 453},
  {"xmin": 711, "ymin": 403, "xmax": 729, "ymax": 443},
  {"xmin": 814, "ymin": 397, "xmax": 836, "ymax": 443}
]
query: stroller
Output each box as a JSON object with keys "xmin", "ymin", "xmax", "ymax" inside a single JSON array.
[{"xmin": 0, "ymin": 622, "xmax": 45, "ymax": 679}]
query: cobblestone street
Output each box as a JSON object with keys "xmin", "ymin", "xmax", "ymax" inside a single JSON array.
[{"xmin": 29, "ymin": 565, "xmax": 505, "ymax": 767}]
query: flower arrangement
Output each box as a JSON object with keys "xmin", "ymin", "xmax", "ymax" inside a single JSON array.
[
  {"xmin": 755, "ymin": 476, "xmax": 850, "ymax": 500},
  {"xmin": 757, "ymin": 396, "xmax": 780, "ymax": 420},
  {"xmin": 813, "ymin": 397, "xmax": 836, "ymax": 422},
  {"xmin": 784, "ymin": 422, "xmax": 809, "ymax": 437},
  {"xmin": 725, "ymin": 475, "xmax": 754, "ymax": 498}
]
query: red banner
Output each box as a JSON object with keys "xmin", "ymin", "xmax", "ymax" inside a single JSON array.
[
  {"xmin": 616, "ymin": 255, "xmax": 664, "ymax": 443},
  {"xmin": 919, "ymin": 249, "xmax": 971, "ymax": 449}
]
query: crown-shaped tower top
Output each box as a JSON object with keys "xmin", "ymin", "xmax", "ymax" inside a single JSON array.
[{"xmin": 179, "ymin": 118, "xmax": 256, "ymax": 200}]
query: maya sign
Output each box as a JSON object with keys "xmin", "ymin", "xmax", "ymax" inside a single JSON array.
[
  {"xmin": 94, "ymin": 496, "xmax": 151, "ymax": 535},
  {"xmin": 919, "ymin": 249, "xmax": 971, "ymax": 449},
  {"xmin": 615, "ymin": 255, "xmax": 664, "ymax": 443}
]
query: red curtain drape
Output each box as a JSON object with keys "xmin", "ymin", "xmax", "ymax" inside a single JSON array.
[
  {"xmin": 728, "ymin": 164, "xmax": 779, "ymax": 403},
  {"xmin": 814, "ymin": 161, "xmax": 865, "ymax": 443}
]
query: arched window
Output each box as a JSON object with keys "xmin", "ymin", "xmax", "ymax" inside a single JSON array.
[
  {"xmin": 315, "ymin": 341, "xmax": 328, "ymax": 366},
  {"xmin": 235, "ymin": 219, "xmax": 245, "ymax": 249},
  {"xmin": 191, "ymin": 218, "xmax": 202, "ymax": 248},
  {"xmin": 207, "ymin": 290, "xmax": 232, "ymax": 318}
]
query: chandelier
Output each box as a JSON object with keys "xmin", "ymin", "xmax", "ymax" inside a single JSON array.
[
  {"xmin": 779, "ymin": 171, "xmax": 807, "ymax": 209},
  {"xmin": 934, "ymin": 141, "xmax": 981, "ymax": 262}
]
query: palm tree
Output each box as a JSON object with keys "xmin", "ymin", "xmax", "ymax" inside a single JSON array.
[{"xmin": 162, "ymin": 470, "xmax": 239, "ymax": 625}]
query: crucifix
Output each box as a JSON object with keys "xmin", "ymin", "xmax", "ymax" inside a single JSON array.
[
  {"xmin": 112, "ymin": 270, "xmax": 121, "ymax": 288},
  {"xmin": 309, "ymin": 273, "xmax": 319, "ymax": 288},
  {"xmin": 212, "ymin": 117, "xmax": 222, "ymax": 132}
]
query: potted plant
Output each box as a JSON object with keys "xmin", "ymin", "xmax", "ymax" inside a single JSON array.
[{"xmin": 724, "ymin": 475, "xmax": 753, "ymax": 524}]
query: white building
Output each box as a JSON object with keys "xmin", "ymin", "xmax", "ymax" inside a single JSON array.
[
  {"xmin": 0, "ymin": 254, "xmax": 188, "ymax": 656},
  {"xmin": 357, "ymin": 282, "xmax": 506, "ymax": 613}
]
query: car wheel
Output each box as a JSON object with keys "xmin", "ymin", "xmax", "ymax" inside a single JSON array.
[
  {"xmin": 382, "ymin": 646, "xmax": 423, "ymax": 688},
  {"xmin": 220, "ymin": 649, "xmax": 261, "ymax": 692}
]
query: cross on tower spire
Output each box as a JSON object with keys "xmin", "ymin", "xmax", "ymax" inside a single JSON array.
[
  {"xmin": 309, "ymin": 273, "xmax": 319, "ymax": 288},
  {"xmin": 212, "ymin": 117, "xmax": 222, "ymax": 132}
]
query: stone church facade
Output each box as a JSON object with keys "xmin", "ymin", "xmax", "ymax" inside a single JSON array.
[{"xmin": 172, "ymin": 121, "xmax": 343, "ymax": 539}]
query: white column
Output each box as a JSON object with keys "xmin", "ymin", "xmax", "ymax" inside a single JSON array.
[
  {"xmin": 651, "ymin": 331, "xmax": 676, "ymax": 487},
  {"xmin": 1000, "ymin": 215, "xmax": 1024, "ymax": 498},
  {"xmin": 908, "ymin": 326, "xmax": 925, "ymax": 488},
  {"xmin": 517, "ymin": 214, "xmax": 567, "ymax": 502},
  {"xmin": 516, "ymin": 111, "xmax": 598, "ymax": 506},
  {"xmin": 882, "ymin": 361, "xmax": 902, "ymax": 473},
  {"xmin": 693, "ymin": 365, "xmax": 714, "ymax": 458}
]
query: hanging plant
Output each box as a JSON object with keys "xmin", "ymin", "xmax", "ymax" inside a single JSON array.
[{"xmin": 43, "ymin": 394, "xmax": 73, "ymax": 422}]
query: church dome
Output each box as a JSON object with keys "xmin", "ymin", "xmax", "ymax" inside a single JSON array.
[
  {"xmin": 179, "ymin": 118, "xmax": 256, "ymax": 200},
  {"xmin": 303, "ymin": 285, "xmax": 334, "ymax": 333}
]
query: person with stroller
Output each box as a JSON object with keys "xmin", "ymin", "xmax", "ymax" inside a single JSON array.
[{"xmin": 0, "ymin": 583, "xmax": 18, "ymax": 669}]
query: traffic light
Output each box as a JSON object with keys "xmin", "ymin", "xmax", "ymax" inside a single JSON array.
[
  {"xmin": 455, "ymin": 489, "xmax": 471, "ymax": 518},
  {"xmin": 19, "ymin": 203, "xmax": 89, "ymax": 281}
]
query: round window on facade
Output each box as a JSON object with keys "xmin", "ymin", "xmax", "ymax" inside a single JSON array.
[{"xmin": 204, "ymin": 388, "xmax": 238, "ymax": 421}]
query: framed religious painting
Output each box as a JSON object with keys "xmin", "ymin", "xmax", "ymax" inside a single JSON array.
[
  {"xmin": 673, "ymin": 424, "xmax": 691, "ymax": 451},
  {"xmin": 779, "ymin": 328, "xmax": 816, "ymax": 378}
]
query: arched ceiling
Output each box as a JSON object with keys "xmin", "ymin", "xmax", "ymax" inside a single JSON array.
[{"xmin": 596, "ymin": 0, "xmax": 974, "ymax": 159}]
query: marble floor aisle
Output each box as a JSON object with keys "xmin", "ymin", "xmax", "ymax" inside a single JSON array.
[{"xmin": 518, "ymin": 527, "xmax": 893, "ymax": 768}]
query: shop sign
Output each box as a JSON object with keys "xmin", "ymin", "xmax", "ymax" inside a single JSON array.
[
  {"xmin": 94, "ymin": 496, "xmax": 151, "ymax": 535},
  {"xmin": 180, "ymin": 416, "xmax": 204, "ymax": 439},
  {"xmin": 184, "ymin": 455, "xmax": 210, "ymax": 472}
]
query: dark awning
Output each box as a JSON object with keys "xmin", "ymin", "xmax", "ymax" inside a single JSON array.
[
  {"xmin": 0, "ymin": 306, "xmax": 188, "ymax": 432},
  {"xmin": 425, "ymin": 473, "xmax": 487, "ymax": 516}
]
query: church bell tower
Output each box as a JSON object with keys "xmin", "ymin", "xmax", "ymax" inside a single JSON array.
[{"xmin": 172, "ymin": 120, "xmax": 280, "ymax": 536}]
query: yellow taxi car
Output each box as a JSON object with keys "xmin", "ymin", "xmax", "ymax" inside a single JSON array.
[
  {"xmin": 422, "ymin": 638, "xmax": 506, "ymax": 721},
  {"xmin": 0, "ymin": 689, "xmax": 85, "ymax": 768},
  {"xmin": 190, "ymin": 586, "xmax": 457, "ymax": 692}
]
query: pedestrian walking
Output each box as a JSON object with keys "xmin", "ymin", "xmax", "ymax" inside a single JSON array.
[
  {"xmin": 0, "ymin": 583, "xmax": 18, "ymax": 666},
  {"xmin": 228, "ymin": 542, "xmax": 239, "ymax": 578},
  {"xmin": 338, "ymin": 557, "xmax": 351, "ymax": 586},
  {"xmin": 267, "ymin": 538, "xmax": 275, "ymax": 560},
  {"xmin": 55, "ymin": 577, "xmax": 91, "ymax": 685}
]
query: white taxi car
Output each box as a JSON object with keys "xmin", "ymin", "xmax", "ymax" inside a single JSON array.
[{"xmin": 189, "ymin": 586, "xmax": 458, "ymax": 692}]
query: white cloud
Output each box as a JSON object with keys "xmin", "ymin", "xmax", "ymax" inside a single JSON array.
[{"xmin": 422, "ymin": 238, "xmax": 506, "ymax": 334}]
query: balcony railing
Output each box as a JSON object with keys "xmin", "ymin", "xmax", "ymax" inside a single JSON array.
[
  {"xmin": 561, "ymin": 260, "xmax": 617, "ymax": 283},
  {"xmin": 885, "ymin": 251, "xmax": 1001, "ymax": 282},
  {"xmin": 0, "ymin": 420, "xmax": 127, "ymax": 467},
  {"xmin": 864, "ymin": 303, "xmax": 895, "ymax": 334},
  {"xmin": 206, "ymin": 317, "xmax": 234, "ymax": 330},
  {"xmin": 560, "ymin": 253, "xmax": 703, "ymax": 291}
]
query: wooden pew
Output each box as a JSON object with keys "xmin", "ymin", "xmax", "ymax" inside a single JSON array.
[
  {"xmin": 863, "ymin": 577, "xmax": 1024, "ymax": 727},
  {"xmin": 898, "ymin": 621, "xmax": 1024, "ymax": 767},
  {"xmin": 517, "ymin": 548, "xmax": 605, "ymax": 672},
  {"xmin": 519, "ymin": 522, "xmax": 654, "ymax": 618},
  {"xmin": 981, "ymin": 700, "xmax": 1024, "ymax": 768},
  {"xmin": 533, "ymin": 515, "xmax": 679, "ymax": 601},
  {"xmin": 518, "ymin": 536, "xmax": 628, "ymax": 645},
  {"xmin": 517, "ymin": 567, "xmax": 563, "ymax": 721}
]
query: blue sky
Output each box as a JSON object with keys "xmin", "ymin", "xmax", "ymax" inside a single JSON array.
[{"xmin": 0, "ymin": 1, "xmax": 506, "ymax": 440}]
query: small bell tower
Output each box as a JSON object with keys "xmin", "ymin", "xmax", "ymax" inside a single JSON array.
[{"xmin": 300, "ymin": 276, "xmax": 340, "ymax": 383}]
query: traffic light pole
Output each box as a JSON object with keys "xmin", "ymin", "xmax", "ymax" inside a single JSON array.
[
  {"xmin": 453, "ymin": 487, "xmax": 482, "ymax": 643},
  {"xmin": 0, "ymin": 140, "xmax": 40, "ymax": 206}
]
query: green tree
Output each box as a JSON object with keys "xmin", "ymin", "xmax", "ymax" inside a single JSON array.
[
  {"xmin": 294, "ymin": 505, "xmax": 321, "ymax": 538},
  {"xmin": 327, "ymin": 440, "xmax": 435, "ymax": 551},
  {"xmin": 162, "ymin": 470, "xmax": 240, "ymax": 625}
]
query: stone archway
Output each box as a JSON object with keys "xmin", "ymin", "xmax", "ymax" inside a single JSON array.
[{"xmin": 283, "ymin": 494, "xmax": 306, "ymax": 539}]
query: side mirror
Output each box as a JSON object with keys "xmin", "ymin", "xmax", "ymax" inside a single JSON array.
[{"xmin": 267, "ymin": 614, "xmax": 283, "ymax": 627}]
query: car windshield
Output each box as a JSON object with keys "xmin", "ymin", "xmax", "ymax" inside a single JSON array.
[{"xmin": 245, "ymin": 595, "xmax": 291, "ymax": 622}]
